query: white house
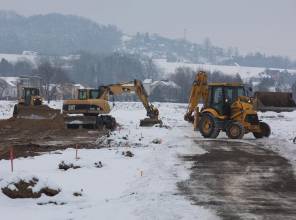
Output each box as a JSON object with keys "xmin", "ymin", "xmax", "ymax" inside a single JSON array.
[{"xmin": 0, "ymin": 77, "xmax": 19, "ymax": 100}]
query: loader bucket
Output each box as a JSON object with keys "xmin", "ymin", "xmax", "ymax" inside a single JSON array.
[
  {"xmin": 13, "ymin": 104, "xmax": 61, "ymax": 120},
  {"xmin": 254, "ymin": 92, "xmax": 296, "ymax": 112}
]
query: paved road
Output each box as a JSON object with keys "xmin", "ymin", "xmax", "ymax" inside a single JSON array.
[{"xmin": 178, "ymin": 139, "xmax": 296, "ymax": 220}]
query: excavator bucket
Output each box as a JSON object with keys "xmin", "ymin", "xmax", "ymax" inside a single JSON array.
[
  {"xmin": 13, "ymin": 104, "xmax": 61, "ymax": 120},
  {"xmin": 140, "ymin": 118, "xmax": 163, "ymax": 127},
  {"xmin": 254, "ymin": 92, "xmax": 296, "ymax": 112}
]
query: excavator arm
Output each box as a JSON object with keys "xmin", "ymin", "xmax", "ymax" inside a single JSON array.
[
  {"xmin": 184, "ymin": 71, "xmax": 208, "ymax": 122},
  {"xmin": 99, "ymin": 80, "xmax": 161, "ymax": 126}
]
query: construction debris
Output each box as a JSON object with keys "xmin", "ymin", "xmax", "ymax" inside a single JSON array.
[
  {"xmin": 152, "ymin": 138, "xmax": 162, "ymax": 144},
  {"xmin": 94, "ymin": 161, "xmax": 103, "ymax": 168},
  {"xmin": 58, "ymin": 161, "xmax": 80, "ymax": 170},
  {"xmin": 122, "ymin": 151, "xmax": 134, "ymax": 157}
]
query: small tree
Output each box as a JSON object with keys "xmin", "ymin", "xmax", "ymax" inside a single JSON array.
[{"xmin": 292, "ymin": 81, "xmax": 296, "ymax": 102}]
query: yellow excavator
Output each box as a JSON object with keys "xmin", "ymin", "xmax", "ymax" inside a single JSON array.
[
  {"xmin": 63, "ymin": 80, "xmax": 162, "ymax": 129},
  {"xmin": 184, "ymin": 71, "xmax": 271, "ymax": 139}
]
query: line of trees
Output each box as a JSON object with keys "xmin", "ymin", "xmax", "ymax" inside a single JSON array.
[
  {"xmin": 168, "ymin": 67, "xmax": 242, "ymax": 103},
  {"xmin": 69, "ymin": 52, "xmax": 160, "ymax": 86}
]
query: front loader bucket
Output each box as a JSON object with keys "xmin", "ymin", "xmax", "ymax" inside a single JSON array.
[
  {"xmin": 14, "ymin": 104, "xmax": 61, "ymax": 120},
  {"xmin": 254, "ymin": 92, "xmax": 296, "ymax": 112}
]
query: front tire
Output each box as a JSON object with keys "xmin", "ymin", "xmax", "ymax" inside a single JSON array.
[
  {"xmin": 226, "ymin": 121, "xmax": 245, "ymax": 139},
  {"xmin": 13, "ymin": 104, "xmax": 18, "ymax": 118},
  {"xmin": 253, "ymin": 122, "xmax": 271, "ymax": 138},
  {"xmin": 198, "ymin": 113, "xmax": 220, "ymax": 138}
]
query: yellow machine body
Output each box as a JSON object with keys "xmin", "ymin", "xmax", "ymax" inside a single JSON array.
[{"xmin": 185, "ymin": 71, "xmax": 270, "ymax": 139}]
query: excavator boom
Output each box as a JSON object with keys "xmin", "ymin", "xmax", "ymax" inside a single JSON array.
[
  {"xmin": 98, "ymin": 80, "xmax": 161, "ymax": 126},
  {"xmin": 184, "ymin": 71, "xmax": 208, "ymax": 123},
  {"xmin": 63, "ymin": 79, "xmax": 162, "ymax": 128}
]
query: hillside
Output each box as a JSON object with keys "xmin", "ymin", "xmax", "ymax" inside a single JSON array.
[
  {"xmin": 0, "ymin": 11, "xmax": 122, "ymax": 55},
  {"xmin": 0, "ymin": 11, "xmax": 295, "ymax": 69}
]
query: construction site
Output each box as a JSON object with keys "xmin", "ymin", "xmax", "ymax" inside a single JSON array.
[
  {"xmin": 0, "ymin": 70, "xmax": 296, "ymax": 219},
  {"xmin": 1, "ymin": 2, "xmax": 296, "ymax": 220}
]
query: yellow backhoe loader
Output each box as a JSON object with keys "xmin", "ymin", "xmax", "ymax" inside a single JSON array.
[
  {"xmin": 13, "ymin": 87, "xmax": 60, "ymax": 119},
  {"xmin": 184, "ymin": 71, "xmax": 270, "ymax": 139},
  {"xmin": 63, "ymin": 80, "xmax": 162, "ymax": 129}
]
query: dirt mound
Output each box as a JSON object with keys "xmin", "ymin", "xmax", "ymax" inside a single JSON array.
[
  {"xmin": 0, "ymin": 115, "xmax": 65, "ymax": 133},
  {"xmin": 1, "ymin": 177, "xmax": 60, "ymax": 199},
  {"xmin": 14, "ymin": 105, "xmax": 61, "ymax": 120}
]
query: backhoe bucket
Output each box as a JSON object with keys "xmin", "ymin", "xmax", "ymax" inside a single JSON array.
[
  {"xmin": 254, "ymin": 92, "xmax": 296, "ymax": 112},
  {"xmin": 140, "ymin": 118, "xmax": 163, "ymax": 127},
  {"xmin": 13, "ymin": 104, "xmax": 61, "ymax": 120}
]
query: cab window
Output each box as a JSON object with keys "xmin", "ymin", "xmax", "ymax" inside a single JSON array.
[
  {"xmin": 237, "ymin": 87, "xmax": 245, "ymax": 97},
  {"xmin": 78, "ymin": 90, "xmax": 87, "ymax": 100},
  {"xmin": 90, "ymin": 90, "xmax": 99, "ymax": 99}
]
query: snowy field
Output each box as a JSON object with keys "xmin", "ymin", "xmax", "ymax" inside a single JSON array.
[
  {"xmin": 0, "ymin": 101, "xmax": 296, "ymax": 219},
  {"xmin": 154, "ymin": 59, "xmax": 296, "ymax": 80}
]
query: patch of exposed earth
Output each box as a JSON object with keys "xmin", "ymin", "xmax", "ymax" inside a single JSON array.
[
  {"xmin": 0, "ymin": 117, "xmax": 108, "ymax": 159},
  {"xmin": 178, "ymin": 139, "xmax": 296, "ymax": 220}
]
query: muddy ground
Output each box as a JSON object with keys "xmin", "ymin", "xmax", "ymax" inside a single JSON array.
[
  {"xmin": 178, "ymin": 139, "xmax": 296, "ymax": 220},
  {"xmin": 0, "ymin": 116, "xmax": 108, "ymax": 160}
]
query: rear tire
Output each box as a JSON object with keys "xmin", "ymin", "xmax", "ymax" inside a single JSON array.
[
  {"xmin": 253, "ymin": 122, "xmax": 271, "ymax": 138},
  {"xmin": 198, "ymin": 113, "xmax": 220, "ymax": 138},
  {"xmin": 226, "ymin": 121, "xmax": 245, "ymax": 139}
]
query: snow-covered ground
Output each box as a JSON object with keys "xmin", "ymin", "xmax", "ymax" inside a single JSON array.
[
  {"xmin": 0, "ymin": 53, "xmax": 38, "ymax": 66},
  {"xmin": 0, "ymin": 101, "xmax": 295, "ymax": 219},
  {"xmin": 154, "ymin": 59, "xmax": 296, "ymax": 80},
  {"xmin": 0, "ymin": 101, "xmax": 218, "ymax": 220}
]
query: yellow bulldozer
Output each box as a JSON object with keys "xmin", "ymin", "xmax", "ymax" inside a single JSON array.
[
  {"xmin": 13, "ymin": 87, "xmax": 60, "ymax": 119},
  {"xmin": 63, "ymin": 80, "xmax": 162, "ymax": 129},
  {"xmin": 184, "ymin": 71, "xmax": 271, "ymax": 139}
]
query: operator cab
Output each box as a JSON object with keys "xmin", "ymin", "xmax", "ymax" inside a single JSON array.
[
  {"xmin": 21, "ymin": 87, "xmax": 42, "ymax": 106},
  {"xmin": 77, "ymin": 89, "xmax": 101, "ymax": 100},
  {"xmin": 208, "ymin": 84, "xmax": 246, "ymax": 116}
]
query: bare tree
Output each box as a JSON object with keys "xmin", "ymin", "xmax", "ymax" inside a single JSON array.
[{"xmin": 33, "ymin": 62, "xmax": 69, "ymax": 102}]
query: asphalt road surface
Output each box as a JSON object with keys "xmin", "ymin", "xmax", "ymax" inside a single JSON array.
[{"xmin": 178, "ymin": 139, "xmax": 296, "ymax": 220}]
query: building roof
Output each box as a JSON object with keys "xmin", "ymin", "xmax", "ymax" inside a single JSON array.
[{"xmin": 0, "ymin": 77, "xmax": 19, "ymax": 87}]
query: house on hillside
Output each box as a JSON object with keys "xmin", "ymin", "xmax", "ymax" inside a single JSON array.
[
  {"xmin": 138, "ymin": 79, "xmax": 182, "ymax": 102},
  {"xmin": 0, "ymin": 77, "xmax": 19, "ymax": 100}
]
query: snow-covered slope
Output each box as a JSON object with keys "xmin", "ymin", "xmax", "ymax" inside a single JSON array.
[
  {"xmin": 155, "ymin": 59, "xmax": 296, "ymax": 80},
  {"xmin": 0, "ymin": 53, "xmax": 38, "ymax": 66}
]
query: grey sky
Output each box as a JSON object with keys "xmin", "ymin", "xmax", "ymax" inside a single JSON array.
[{"xmin": 1, "ymin": 0, "xmax": 296, "ymax": 58}]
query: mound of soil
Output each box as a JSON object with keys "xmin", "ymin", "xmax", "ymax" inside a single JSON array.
[
  {"xmin": 1, "ymin": 178, "xmax": 60, "ymax": 199},
  {"xmin": 122, "ymin": 151, "xmax": 134, "ymax": 157}
]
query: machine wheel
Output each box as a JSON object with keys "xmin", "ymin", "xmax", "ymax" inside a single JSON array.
[
  {"xmin": 198, "ymin": 113, "xmax": 220, "ymax": 138},
  {"xmin": 253, "ymin": 122, "xmax": 271, "ymax": 139},
  {"xmin": 13, "ymin": 104, "xmax": 18, "ymax": 118},
  {"xmin": 96, "ymin": 115, "xmax": 117, "ymax": 130},
  {"xmin": 226, "ymin": 121, "xmax": 245, "ymax": 139}
]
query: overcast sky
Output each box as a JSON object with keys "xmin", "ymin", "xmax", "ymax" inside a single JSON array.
[{"xmin": 1, "ymin": 0, "xmax": 296, "ymax": 58}]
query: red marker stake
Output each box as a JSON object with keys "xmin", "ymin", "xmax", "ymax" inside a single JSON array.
[{"xmin": 10, "ymin": 147, "xmax": 14, "ymax": 172}]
